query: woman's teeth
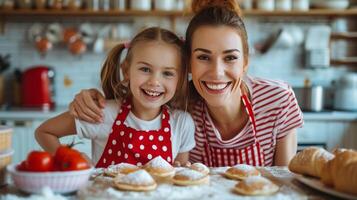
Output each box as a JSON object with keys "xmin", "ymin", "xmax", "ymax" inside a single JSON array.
[{"xmin": 204, "ymin": 82, "xmax": 229, "ymax": 90}]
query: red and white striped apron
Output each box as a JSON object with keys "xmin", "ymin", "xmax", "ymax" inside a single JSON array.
[
  {"xmin": 199, "ymin": 94, "xmax": 265, "ymax": 167},
  {"xmin": 95, "ymin": 99, "xmax": 173, "ymax": 168}
]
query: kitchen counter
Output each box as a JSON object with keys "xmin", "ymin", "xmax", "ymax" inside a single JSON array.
[
  {"xmin": 0, "ymin": 167, "xmax": 344, "ymax": 200},
  {"xmin": 0, "ymin": 106, "xmax": 67, "ymax": 120},
  {"xmin": 0, "ymin": 108, "xmax": 356, "ymax": 121}
]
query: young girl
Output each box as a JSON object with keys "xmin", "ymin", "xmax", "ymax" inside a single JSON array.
[{"xmin": 35, "ymin": 27, "xmax": 195, "ymax": 168}]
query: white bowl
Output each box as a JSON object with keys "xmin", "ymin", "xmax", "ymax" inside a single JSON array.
[{"xmin": 7, "ymin": 164, "xmax": 93, "ymax": 194}]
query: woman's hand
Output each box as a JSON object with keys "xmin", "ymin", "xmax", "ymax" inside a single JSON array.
[{"xmin": 69, "ymin": 89, "xmax": 106, "ymax": 123}]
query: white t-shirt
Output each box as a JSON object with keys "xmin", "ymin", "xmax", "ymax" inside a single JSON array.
[{"xmin": 75, "ymin": 100, "xmax": 196, "ymax": 165}]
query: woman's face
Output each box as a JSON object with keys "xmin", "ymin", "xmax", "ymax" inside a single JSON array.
[{"xmin": 190, "ymin": 25, "xmax": 247, "ymax": 108}]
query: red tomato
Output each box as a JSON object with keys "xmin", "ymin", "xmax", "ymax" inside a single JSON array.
[
  {"xmin": 26, "ymin": 151, "xmax": 54, "ymax": 172},
  {"xmin": 60, "ymin": 154, "xmax": 90, "ymax": 171},
  {"xmin": 54, "ymin": 145, "xmax": 90, "ymax": 171},
  {"xmin": 16, "ymin": 160, "xmax": 28, "ymax": 171}
]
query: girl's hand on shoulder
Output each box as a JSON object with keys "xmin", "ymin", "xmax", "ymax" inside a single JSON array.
[{"xmin": 69, "ymin": 88, "xmax": 106, "ymax": 123}]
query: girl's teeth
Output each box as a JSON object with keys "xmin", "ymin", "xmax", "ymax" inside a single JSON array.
[
  {"xmin": 205, "ymin": 83, "xmax": 228, "ymax": 90},
  {"xmin": 145, "ymin": 90, "xmax": 161, "ymax": 97}
]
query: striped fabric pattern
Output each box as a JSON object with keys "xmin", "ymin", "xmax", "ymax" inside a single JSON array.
[{"xmin": 189, "ymin": 76, "xmax": 304, "ymax": 166}]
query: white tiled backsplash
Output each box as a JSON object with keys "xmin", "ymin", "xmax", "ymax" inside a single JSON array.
[{"xmin": 0, "ymin": 18, "xmax": 354, "ymax": 106}]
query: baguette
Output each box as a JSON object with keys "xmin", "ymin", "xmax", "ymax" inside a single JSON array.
[{"xmin": 288, "ymin": 147, "xmax": 334, "ymax": 178}]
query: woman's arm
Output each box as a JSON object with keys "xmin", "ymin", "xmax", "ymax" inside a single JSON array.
[
  {"xmin": 69, "ymin": 89, "xmax": 106, "ymax": 123},
  {"xmin": 273, "ymin": 129, "xmax": 297, "ymax": 166},
  {"xmin": 35, "ymin": 112, "xmax": 77, "ymax": 155}
]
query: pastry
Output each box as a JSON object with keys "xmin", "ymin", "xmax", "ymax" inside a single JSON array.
[
  {"xmin": 114, "ymin": 169, "xmax": 157, "ymax": 191},
  {"xmin": 224, "ymin": 164, "xmax": 260, "ymax": 180},
  {"xmin": 143, "ymin": 156, "xmax": 175, "ymax": 179},
  {"xmin": 172, "ymin": 168, "xmax": 209, "ymax": 186},
  {"xmin": 104, "ymin": 163, "xmax": 140, "ymax": 177},
  {"xmin": 288, "ymin": 147, "xmax": 334, "ymax": 178},
  {"xmin": 321, "ymin": 150, "xmax": 357, "ymax": 195},
  {"xmin": 234, "ymin": 176, "xmax": 279, "ymax": 196},
  {"xmin": 189, "ymin": 163, "xmax": 210, "ymax": 175}
]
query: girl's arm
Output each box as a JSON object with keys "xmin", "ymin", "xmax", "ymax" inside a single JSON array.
[
  {"xmin": 174, "ymin": 152, "xmax": 190, "ymax": 167},
  {"xmin": 273, "ymin": 129, "xmax": 297, "ymax": 166},
  {"xmin": 35, "ymin": 111, "xmax": 76, "ymax": 155}
]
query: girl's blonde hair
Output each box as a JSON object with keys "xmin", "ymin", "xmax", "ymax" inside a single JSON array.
[{"xmin": 100, "ymin": 27, "xmax": 188, "ymax": 110}]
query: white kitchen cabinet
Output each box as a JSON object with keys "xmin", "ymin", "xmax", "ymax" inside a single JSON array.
[{"xmin": 297, "ymin": 120, "xmax": 357, "ymax": 151}]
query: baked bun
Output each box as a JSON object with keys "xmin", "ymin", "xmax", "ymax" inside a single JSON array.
[
  {"xmin": 104, "ymin": 163, "xmax": 140, "ymax": 177},
  {"xmin": 234, "ymin": 176, "xmax": 279, "ymax": 196},
  {"xmin": 114, "ymin": 169, "xmax": 157, "ymax": 191},
  {"xmin": 172, "ymin": 168, "xmax": 209, "ymax": 186},
  {"xmin": 143, "ymin": 156, "xmax": 175, "ymax": 180},
  {"xmin": 189, "ymin": 163, "xmax": 210, "ymax": 175},
  {"xmin": 288, "ymin": 147, "xmax": 334, "ymax": 178},
  {"xmin": 224, "ymin": 164, "xmax": 260, "ymax": 180},
  {"xmin": 321, "ymin": 150, "xmax": 357, "ymax": 195}
]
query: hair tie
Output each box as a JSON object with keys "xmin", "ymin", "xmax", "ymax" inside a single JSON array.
[
  {"xmin": 124, "ymin": 41, "xmax": 131, "ymax": 49},
  {"xmin": 179, "ymin": 36, "xmax": 185, "ymax": 42}
]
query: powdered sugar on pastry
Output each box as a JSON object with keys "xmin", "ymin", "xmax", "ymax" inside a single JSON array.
[
  {"xmin": 175, "ymin": 168, "xmax": 206, "ymax": 180},
  {"xmin": 232, "ymin": 164, "xmax": 257, "ymax": 172},
  {"xmin": 145, "ymin": 156, "xmax": 173, "ymax": 170},
  {"xmin": 190, "ymin": 163, "xmax": 209, "ymax": 175},
  {"xmin": 105, "ymin": 163, "xmax": 139, "ymax": 175},
  {"xmin": 115, "ymin": 170, "xmax": 155, "ymax": 185}
]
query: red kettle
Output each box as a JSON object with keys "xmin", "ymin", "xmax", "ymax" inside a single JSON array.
[{"xmin": 21, "ymin": 66, "xmax": 55, "ymax": 109}]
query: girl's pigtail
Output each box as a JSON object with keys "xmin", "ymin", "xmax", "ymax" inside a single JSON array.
[{"xmin": 100, "ymin": 43, "xmax": 127, "ymax": 100}]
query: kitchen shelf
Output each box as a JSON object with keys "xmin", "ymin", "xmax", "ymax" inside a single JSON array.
[
  {"xmin": 331, "ymin": 32, "xmax": 357, "ymax": 40},
  {"xmin": 331, "ymin": 57, "xmax": 357, "ymax": 66},
  {"xmin": 1, "ymin": 8, "xmax": 357, "ymax": 18}
]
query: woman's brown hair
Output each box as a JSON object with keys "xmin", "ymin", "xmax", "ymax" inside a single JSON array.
[
  {"xmin": 186, "ymin": 0, "xmax": 249, "ymax": 103},
  {"xmin": 100, "ymin": 27, "xmax": 188, "ymax": 110}
]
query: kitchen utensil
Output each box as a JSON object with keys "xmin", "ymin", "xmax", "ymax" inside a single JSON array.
[
  {"xmin": 35, "ymin": 37, "xmax": 53, "ymax": 55},
  {"xmin": 79, "ymin": 23, "xmax": 95, "ymax": 44},
  {"xmin": 305, "ymin": 26, "xmax": 331, "ymax": 68},
  {"xmin": 7, "ymin": 164, "xmax": 93, "ymax": 194},
  {"xmin": 69, "ymin": 39, "xmax": 87, "ymax": 55},
  {"xmin": 293, "ymin": 86, "xmax": 324, "ymax": 112},
  {"xmin": 45, "ymin": 23, "xmax": 63, "ymax": 44},
  {"xmin": 0, "ymin": 54, "xmax": 10, "ymax": 74},
  {"xmin": 334, "ymin": 73, "xmax": 357, "ymax": 111},
  {"xmin": 27, "ymin": 23, "xmax": 43, "ymax": 42},
  {"xmin": 21, "ymin": 66, "xmax": 55, "ymax": 109}
]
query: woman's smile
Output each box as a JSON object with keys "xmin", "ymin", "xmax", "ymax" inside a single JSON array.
[{"xmin": 202, "ymin": 81, "xmax": 232, "ymax": 94}]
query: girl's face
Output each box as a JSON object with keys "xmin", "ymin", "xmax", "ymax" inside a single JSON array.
[
  {"xmin": 190, "ymin": 25, "xmax": 247, "ymax": 108},
  {"xmin": 125, "ymin": 41, "xmax": 181, "ymax": 114}
]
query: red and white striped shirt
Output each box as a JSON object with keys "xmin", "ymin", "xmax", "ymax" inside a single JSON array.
[{"xmin": 189, "ymin": 76, "xmax": 304, "ymax": 166}]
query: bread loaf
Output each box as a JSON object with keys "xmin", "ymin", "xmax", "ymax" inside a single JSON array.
[
  {"xmin": 288, "ymin": 147, "xmax": 334, "ymax": 178},
  {"xmin": 321, "ymin": 150, "xmax": 357, "ymax": 195}
]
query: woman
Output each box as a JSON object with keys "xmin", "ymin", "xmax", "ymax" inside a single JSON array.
[{"xmin": 69, "ymin": 0, "xmax": 303, "ymax": 167}]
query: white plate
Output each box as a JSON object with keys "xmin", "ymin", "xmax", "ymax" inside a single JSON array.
[{"xmin": 294, "ymin": 174, "xmax": 357, "ymax": 200}]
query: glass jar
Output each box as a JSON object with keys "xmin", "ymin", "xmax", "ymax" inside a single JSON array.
[
  {"xmin": 292, "ymin": 0, "xmax": 309, "ymax": 11},
  {"xmin": 276, "ymin": 0, "xmax": 292, "ymax": 11},
  {"xmin": 130, "ymin": 0, "xmax": 151, "ymax": 10},
  {"xmin": 257, "ymin": 0, "xmax": 274, "ymax": 11}
]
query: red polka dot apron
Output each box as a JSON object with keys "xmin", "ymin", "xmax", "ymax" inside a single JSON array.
[
  {"xmin": 95, "ymin": 100, "xmax": 173, "ymax": 168},
  {"xmin": 200, "ymin": 94, "xmax": 265, "ymax": 167}
]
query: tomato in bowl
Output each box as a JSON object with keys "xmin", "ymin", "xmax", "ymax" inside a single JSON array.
[{"xmin": 7, "ymin": 164, "xmax": 93, "ymax": 194}]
